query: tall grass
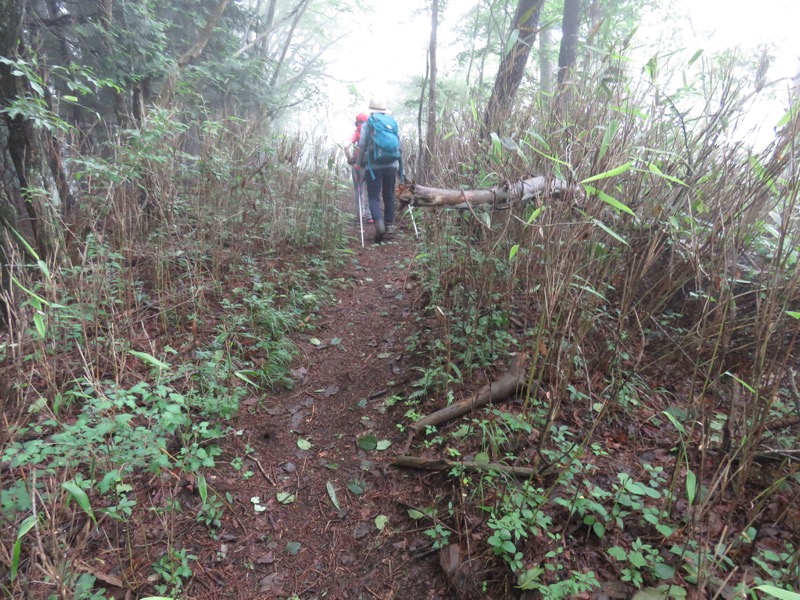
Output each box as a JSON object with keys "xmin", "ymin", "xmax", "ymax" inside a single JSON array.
[
  {"xmin": 407, "ymin": 52, "xmax": 800, "ymax": 595},
  {"xmin": 0, "ymin": 112, "xmax": 345, "ymax": 597}
]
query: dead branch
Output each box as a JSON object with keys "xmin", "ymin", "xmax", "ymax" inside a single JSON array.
[
  {"xmin": 409, "ymin": 353, "xmax": 533, "ymax": 436},
  {"xmin": 393, "ymin": 455, "xmax": 539, "ymax": 480},
  {"xmin": 396, "ymin": 177, "xmax": 580, "ymax": 209}
]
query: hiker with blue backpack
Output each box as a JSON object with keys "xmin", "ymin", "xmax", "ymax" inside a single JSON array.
[
  {"xmin": 344, "ymin": 113, "xmax": 370, "ymax": 222},
  {"xmin": 357, "ymin": 98, "xmax": 404, "ymax": 243}
]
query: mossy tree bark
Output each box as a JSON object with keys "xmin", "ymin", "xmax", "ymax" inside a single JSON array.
[{"xmin": 0, "ymin": 0, "xmax": 68, "ymax": 320}]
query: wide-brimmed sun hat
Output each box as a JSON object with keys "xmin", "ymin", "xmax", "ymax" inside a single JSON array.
[{"xmin": 368, "ymin": 98, "xmax": 387, "ymax": 113}]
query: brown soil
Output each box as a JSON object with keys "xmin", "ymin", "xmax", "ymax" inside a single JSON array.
[{"xmin": 185, "ymin": 217, "xmax": 453, "ymax": 599}]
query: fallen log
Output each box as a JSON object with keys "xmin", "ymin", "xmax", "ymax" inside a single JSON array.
[
  {"xmin": 396, "ymin": 176, "xmax": 579, "ymax": 209},
  {"xmin": 409, "ymin": 352, "xmax": 532, "ymax": 436},
  {"xmin": 394, "ymin": 455, "xmax": 539, "ymax": 480}
]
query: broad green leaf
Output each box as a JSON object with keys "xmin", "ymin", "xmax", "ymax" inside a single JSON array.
[
  {"xmin": 662, "ymin": 410, "xmax": 686, "ymax": 435},
  {"xmin": 251, "ymin": 500, "xmax": 268, "ymax": 513},
  {"xmin": 582, "ymin": 184, "xmax": 636, "ymax": 216},
  {"xmin": 326, "ymin": 482, "xmax": 340, "ymax": 510},
  {"xmin": 197, "ymin": 474, "xmax": 208, "ymax": 505},
  {"xmin": 599, "ymin": 119, "xmax": 620, "ymax": 161},
  {"xmin": 36, "ymin": 259, "xmax": 50, "ymax": 278},
  {"xmin": 129, "ymin": 350, "xmax": 169, "ymax": 370},
  {"xmin": 297, "ymin": 438, "xmax": 312, "ymax": 450},
  {"xmin": 656, "ymin": 523, "xmax": 675, "ymax": 537},
  {"xmin": 647, "ymin": 163, "xmax": 688, "ymax": 186},
  {"xmin": 509, "ymin": 244, "xmax": 520, "ymax": 260},
  {"xmin": 580, "ymin": 161, "xmax": 633, "ymax": 183},
  {"xmin": 754, "ymin": 585, "xmax": 800, "ymax": 600},
  {"xmin": 234, "ymin": 370, "xmax": 260, "ymax": 387},
  {"xmin": 347, "ymin": 480, "xmax": 366, "ymax": 495},
  {"xmin": 570, "ymin": 282, "xmax": 608, "ymax": 302},
  {"xmin": 591, "ymin": 217, "xmax": 629, "ymax": 246},
  {"xmin": 376, "ymin": 439, "xmax": 391, "ymax": 451},
  {"xmin": 8, "ymin": 225, "xmax": 42, "ymax": 261},
  {"xmin": 11, "ymin": 515, "xmax": 37, "ymax": 581},
  {"xmin": 608, "ymin": 546, "xmax": 627, "ymax": 561},
  {"xmin": 785, "ymin": 311, "xmax": 800, "ymax": 319},
  {"xmin": 776, "ymin": 99, "xmax": 800, "ymax": 129},
  {"xmin": 276, "ymin": 492, "xmax": 296, "ymax": 504},
  {"xmin": 687, "ymin": 48, "xmax": 704, "ymax": 66},
  {"xmin": 593, "ymin": 521, "xmax": 606, "ymax": 538},
  {"xmin": 526, "ymin": 206, "xmax": 545, "ymax": 224},
  {"xmin": 723, "ymin": 371, "xmax": 756, "ymax": 394},
  {"xmin": 407, "ymin": 509, "xmax": 425, "ymax": 520},
  {"xmin": 518, "ymin": 566, "xmax": 545, "ymax": 589},
  {"xmin": 685, "ymin": 469, "xmax": 697, "ymax": 505},
  {"xmin": 358, "ymin": 434, "xmax": 378, "ymax": 451},
  {"xmin": 309, "ymin": 337, "xmax": 321, "ymax": 346},
  {"xmin": 33, "ymin": 312, "xmax": 46, "ymax": 338},
  {"xmin": 285, "ymin": 541, "xmax": 302, "ymax": 555},
  {"xmin": 11, "ymin": 276, "xmax": 49, "ymax": 306},
  {"xmin": 629, "ymin": 550, "xmax": 647, "ymax": 568},
  {"xmin": 375, "ymin": 514, "xmax": 388, "ymax": 531},
  {"xmin": 653, "ymin": 562, "xmax": 675, "ymax": 580},
  {"xmin": 474, "ymin": 452, "xmax": 490, "ymax": 464},
  {"xmin": 523, "ymin": 141, "xmax": 572, "ymax": 167},
  {"xmin": 62, "ymin": 481, "xmax": 96, "ymax": 523}
]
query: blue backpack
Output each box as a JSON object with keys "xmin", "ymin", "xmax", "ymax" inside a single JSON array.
[{"xmin": 367, "ymin": 113, "xmax": 401, "ymax": 165}]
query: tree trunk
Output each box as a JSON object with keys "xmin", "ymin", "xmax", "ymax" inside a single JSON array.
[
  {"xmin": 158, "ymin": 0, "xmax": 232, "ymax": 106},
  {"xmin": 421, "ymin": 0, "xmax": 439, "ymax": 183},
  {"xmin": 0, "ymin": 0, "xmax": 65, "ymax": 262},
  {"xmin": 0, "ymin": 0, "xmax": 69, "ymax": 322},
  {"xmin": 557, "ymin": 0, "xmax": 581, "ymax": 85},
  {"xmin": 268, "ymin": 0, "xmax": 310, "ymax": 89},
  {"xmin": 482, "ymin": 0, "xmax": 544, "ymax": 135},
  {"xmin": 396, "ymin": 176, "xmax": 578, "ymax": 209},
  {"xmin": 538, "ymin": 26, "xmax": 553, "ymax": 94}
]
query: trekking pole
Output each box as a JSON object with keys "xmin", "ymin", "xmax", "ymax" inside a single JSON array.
[
  {"xmin": 407, "ymin": 204, "xmax": 419, "ymax": 237},
  {"xmin": 355, "ymin": 175, "xmax": 365, "ymax": 248}
]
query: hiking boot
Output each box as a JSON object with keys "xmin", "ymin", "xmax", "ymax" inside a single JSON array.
[
  {"xmin": 373, "ymin": 219, "xmax": 386, "ymax": 243},
  {"xmin": 385, "ymin": 223, "xmax": 396, "ymax": 235}
]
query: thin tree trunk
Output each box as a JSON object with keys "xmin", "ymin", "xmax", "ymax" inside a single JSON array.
[
  {"xmin": 268, "ymin": 0, "xmax": 309, "ymax": 89},
  {"xmin": 465, "ymin": 5, "xmax": 481, "ymax": 89},
  {"xmin": 158, "ymin": 0, "xmax": 232, "ymax": 106},
  {"xmin": 0, "ymin": 0, "xmax": 65, "ymax": 263},
  {"xmin": 538, "ymin": 26, "xmax": 553, "ymax": 94},
  {"xmin": 482, "ymin": 0, "xmax": 545, "ymax": 136},
  {"xmin": 556, "ymin": 0, "xmax": 581, "ymax": 85},
  {"xmin": 417, "ymin": 55, "xmax": 429, "ymax": 178},
  {"xmin": 422, "ymin": 0, "xmax": 439, "ymax": 183}
]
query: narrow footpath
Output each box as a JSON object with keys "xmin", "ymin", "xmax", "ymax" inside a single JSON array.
[{"xmin": 194, "ymin": 214, "xmax": 451, "ymax": 599}]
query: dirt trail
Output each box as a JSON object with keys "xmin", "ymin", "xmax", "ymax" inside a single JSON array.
[{"xmin": 196, "ymin": 217, "xmax": 449, "ymax": 599}]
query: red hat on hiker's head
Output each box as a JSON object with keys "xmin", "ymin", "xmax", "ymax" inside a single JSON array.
[{"xmin": 355, "ymin": 113, "xmax": 368, "ymax": 125}]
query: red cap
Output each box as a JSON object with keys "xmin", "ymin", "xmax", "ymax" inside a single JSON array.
[{"xmin": 355, "ymin": 113, "xmax": 368, "ymax": 123}]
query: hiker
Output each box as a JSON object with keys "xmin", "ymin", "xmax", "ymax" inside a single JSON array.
[
  {"xmin": 357, "ymin": 98, "xmax": 404, "ymax": 243},
  {"xmin": 344, "ymin": 113, "xmax": 370, "ymax": 220}
]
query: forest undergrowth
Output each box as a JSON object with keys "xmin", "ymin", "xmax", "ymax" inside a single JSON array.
[{"xmin": 1, "ymin": 58, "xmax": 800, "ymax": 600}]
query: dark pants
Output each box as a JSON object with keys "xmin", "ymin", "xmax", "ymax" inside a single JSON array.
[{"xmin": 365, "ymin": 165, "xmax": 397, "ymax": 225}]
